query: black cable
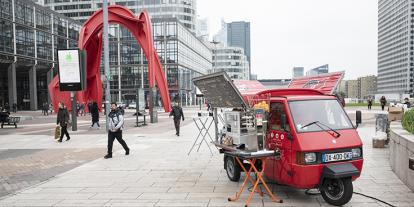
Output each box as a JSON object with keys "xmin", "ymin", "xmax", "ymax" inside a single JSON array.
[
  {"xmin": 303, "ymin": 189, "xmax": 396, "ymax": 207},
  {"xmin": 353, "ymin": 192, "xmax": 396, "ymax": 207}
]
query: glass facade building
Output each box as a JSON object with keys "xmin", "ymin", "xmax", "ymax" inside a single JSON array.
[
  {"xmin": 378, "ymin": 0, "xmax": 412, "ymax": 94},
  {"xmin": 227, "ymin": 21, "xmax": 250, "ymax": 79},
  {"xmin": 35, "ymin": 0, "xmax": 197, "ymax": 33},
  {"xmin": 210, "ymin": 43, "xmax": 249, "ymax": 80},
  {"xmin": 107, "ymin": 18, "xmax": 211, "ymax": 106},
  {"xmin": 0, "ymin": 0, "xmax": 81, "ymax": 110}
]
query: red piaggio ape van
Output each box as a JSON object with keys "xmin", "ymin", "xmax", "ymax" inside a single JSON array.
[{"xmin": 193, "ymin": 72, "xmax": 363, "ymax": 206}]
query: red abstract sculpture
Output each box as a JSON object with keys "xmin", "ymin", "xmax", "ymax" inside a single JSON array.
[{"xmin": 48, "ymin": 6, "xmax": 171, "ymax": 112}]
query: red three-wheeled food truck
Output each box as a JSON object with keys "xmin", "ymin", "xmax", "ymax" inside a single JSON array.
[{"xmin": 193, "ymin": 72, "xmax": 363, "ymax": 206}]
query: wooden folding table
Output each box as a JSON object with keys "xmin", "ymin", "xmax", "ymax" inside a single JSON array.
[{"xmin": 224, "ymin": 150, "xmax": 283, "ymax": 207}]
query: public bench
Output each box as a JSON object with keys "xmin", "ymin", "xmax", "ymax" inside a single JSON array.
[
  {"xmin": 134, "ymin": 110, "xmax": 148, "ymax": 127},
  {"xmin": 1, "ymin": 116, "xmax": 20, "ymax": 128}
]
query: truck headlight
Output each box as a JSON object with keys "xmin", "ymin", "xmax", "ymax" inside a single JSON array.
[
  {"xmin": 304, "ymin": 152, "xmax": 317, "ymax": 163},
  {"xmin": 352, "ymin": 148, "xmax": 362, "ymax": 158}
]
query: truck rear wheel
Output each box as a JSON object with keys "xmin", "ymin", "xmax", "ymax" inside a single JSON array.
[
  {"xmin": 225, "ymin": 156, "xmax": 241, "ymax": 182},
  {"xmin": 320, "ymin": 178, "xmax": 353, "ymax": 206}
]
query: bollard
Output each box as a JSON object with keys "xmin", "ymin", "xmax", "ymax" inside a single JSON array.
[{"xmin": 356, "ymin": 110, "xmax": 361, "ymax": 127}]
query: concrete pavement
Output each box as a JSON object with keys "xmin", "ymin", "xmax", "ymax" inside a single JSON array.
[{"xmin": 0, "ymin": 108, "xmax": 413, "ymax": 206}]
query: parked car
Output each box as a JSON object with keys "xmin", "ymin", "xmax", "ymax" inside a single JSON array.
[
  {"xmin": 128, "ymin": 102, "xmax": 137, "ymax": 109},
  {"xmin": 116, "ymin": 102, "xmax": 126, "ymax": 109}
]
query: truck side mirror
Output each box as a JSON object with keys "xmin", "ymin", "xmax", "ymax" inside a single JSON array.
[{"xmin": 281, "ymin": 114, "xmax": 287, "ymax": 131}]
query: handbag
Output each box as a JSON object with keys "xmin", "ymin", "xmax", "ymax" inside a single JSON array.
[{"xmin": 54, "ymin": 126, "xmax": 60, "ymax": 139}]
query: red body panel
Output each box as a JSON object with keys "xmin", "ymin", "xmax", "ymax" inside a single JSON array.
[{"xmin": 48, "ymin": 6, "xmax": 171, "ymax": 112}]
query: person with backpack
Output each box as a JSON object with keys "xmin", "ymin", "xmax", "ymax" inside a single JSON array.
[
  {"xmin": 169, "ymin": 102, "xmax": 184, "ymax": 136},
  {"xmin": 104, "ymin": 102, "xmax": 129, "ymax": 159}
]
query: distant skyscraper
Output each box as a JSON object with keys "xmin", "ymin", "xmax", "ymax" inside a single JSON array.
[
  {"xmin": 227, "ymin": 21, "xmax": 251, "ymax": 79},
  {"xmin": 378, "ymin": 0, "xmax": 412, "ymax": 94},
  {"xmin": 306, "ymin": 64, "xmax": 329, "ymax": 76},
  {"xmin": 213, "ymin": 19, "xmax": 227, "ymax": 45},
  {"xmin": 292, "ymin": 67, "xmax": 304, "ymax": 78},
  {"xmin": 196, "ymin": 18, "xmax": 209, "ymax": 41}
]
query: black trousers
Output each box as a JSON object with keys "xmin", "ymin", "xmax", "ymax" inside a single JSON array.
[
  {"xmin": 368, "ymin": 105, "xmax": 372, "ymax": 110},
  {"xmin": 60, "ymin": 125, "xmax": 70, "ymax": 140},
  {"xmin": 174, "ymin": 119, "xmax": 180, "ymax": 135},
  {"xmin": 108, "ymin": 130, "xmax": 129, "ymax": 154},
  {"xmin": 381, "ymin": 105, "xmax": 385, "ymax": 111}
]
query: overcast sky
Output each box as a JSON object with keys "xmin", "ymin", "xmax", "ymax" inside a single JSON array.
[{"xmin": 197, "ymin": 0, "xmax": 378, "ymax": 80}]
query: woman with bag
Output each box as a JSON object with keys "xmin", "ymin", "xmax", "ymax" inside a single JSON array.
[{"xmin": 56, "ymin": 102, "xmax": 70, "ymax": 142}]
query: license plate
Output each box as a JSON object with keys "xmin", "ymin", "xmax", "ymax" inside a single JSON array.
[{"xmin": 322, "ymin": 152, "xmax": 353, "ymax": 163}]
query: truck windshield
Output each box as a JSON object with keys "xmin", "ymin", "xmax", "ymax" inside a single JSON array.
[{"xmin": 289, "ymin": 99, "xmax": 353, "ymax": 133}]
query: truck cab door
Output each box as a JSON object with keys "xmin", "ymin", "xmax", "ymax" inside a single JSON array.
[{"xmin": 265, "ymin": 101, "xmax": 293, "ymax": 184}]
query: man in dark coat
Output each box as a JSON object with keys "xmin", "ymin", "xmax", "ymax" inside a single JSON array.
[
  {"xmin": 91, "ymin": 101, "xmax": 100, "ymax": 128},
  {"xmin": 380, "ymin": 96, "xmax": 387, "ymax": 111},
  {"xmin": 56, "ymin": 102, "xmax": 70, "ymax": 142},
  {"xmin": 169, "ymin": 102, "xmax": 184, "ymax": 136}
]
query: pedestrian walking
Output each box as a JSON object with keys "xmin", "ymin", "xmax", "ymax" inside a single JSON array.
[
  {"xmin": 43, "ymin": 102, "xmax": 49, "ymax": 116},
  {"xmin": 56, "ymin": 102, "xmax": 70, "ymax": 142},
  {"xmin": 104, "ymin": 102, "xmax": 129, "ymax": 159},
  {"xmin": 88, "ymin": 102, "xmax": 92, "ymax": 114},
  {"xmin": 367, "ymin": 97, "xmax": 373, "ymax": 110},
  {"xmin": 169, "ymin": 102, "xmax": 184, "ymax": 136},
  {"xmin": 12, "ymin": 103, "xmax": 17, "ymax": 113},
  {"xmin": 4, "ymin": 103, "xmax": 10, "ymax": 112},
  {"xmin": 90, "ymin": 101, "xmax": 100, "ymax": 128},
  {"xmin": 380, "ymin": 96, "xmax": 387, "ymax": 111}
]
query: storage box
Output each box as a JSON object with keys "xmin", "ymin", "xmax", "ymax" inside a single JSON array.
[
  {"xmin": 373, "ymin": 132, "xmax": 387, "ymax": 148},
  {"xmin": 388, "ymin": 106, "xmax": 404, "ymax": 121}
]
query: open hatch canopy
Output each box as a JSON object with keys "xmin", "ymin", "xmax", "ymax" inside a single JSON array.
[
  {"xmin": 288, "ymin": 71, "xmax": 344, "ymax": 95},
  {"xmin": 193, "ymin": 72, "xmax": 249, "ymax": 108}
]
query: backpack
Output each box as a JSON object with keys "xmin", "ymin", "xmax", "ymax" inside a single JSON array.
[{"xmin": 110, "ymin": 111, "xmax": 124, "ymax": 129}]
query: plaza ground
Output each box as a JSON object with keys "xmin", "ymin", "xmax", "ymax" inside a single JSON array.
[{"xmin": 0, "ymin": 107, "xmax": 412, "ymax": 206}]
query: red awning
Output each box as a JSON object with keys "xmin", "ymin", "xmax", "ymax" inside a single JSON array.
[
  {"xmin": 233, "ymin": 80, "xmax": 267, "ymax": 96},
  {"xmin": 288, "ymin": 71, "xmax": 344, "ymax": 95}
]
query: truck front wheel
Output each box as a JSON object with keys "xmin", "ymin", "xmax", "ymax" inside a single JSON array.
[
  {"xmin": 224, "ymin": 156, "xmax": 241, "ymax": 182},
  {"xmin": 320, "ymin": 178, "xmax": 353, "ymax": 206}
]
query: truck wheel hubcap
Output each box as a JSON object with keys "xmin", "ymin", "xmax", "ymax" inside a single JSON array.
[
  {"xmin": 227, "ymin": 160, "xmax": 234, "ymax": 177},
  {"xmin": 325, "ymin": 179, "xmax": 344, "ymax": 200}
]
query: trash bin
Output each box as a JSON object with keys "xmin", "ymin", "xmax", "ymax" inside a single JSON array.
[
  {"xmin": 372, "ymin": 131, "xmax": 387, "ymax": 148},
  {"xmin": 151, "ymin": 110, "xmax": 158, "ymax": 123},
  {"xmin": 374, "ymin": 114, "xmax": 389, "ymax": 148},
  {"xmin": 375, "ymin": 114, "xmax": 388, "ymax": 133}
]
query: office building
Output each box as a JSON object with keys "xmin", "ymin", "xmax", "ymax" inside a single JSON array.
[
  {"xmin": 306, "ymin": 64, "xmax": 329, "ymax": 76},
  {"xmin": 227, "ymin": 21, "xmax": 250, "ymax": 79},
  {"xmin": 0, "ymin": 0, "xmax": 81, "ymax": 110},
  {"xmin": 32, "ymin": 0, "xmax": 211, "ymax": 107},
  {"xmin": 210, "ymin": 43, "xmax": 249, "ymax": 80},
  {"xmin": 345, "ymin": 80, "xmax": 359, "ymax": 99},
  {"xmin": 378, "ymin": 0, "xmax": 412, "ymax": 94},
  {"xmin": 292, "ymin": 67, "xmax": 304, "ymax": 78},
  {"xmin": 108, "ymin": 18, "xmax": 212, "ymax": 106},
  {"xmin": 34, "ymin": 0, "xmax": 197, "ymax": 32},
  {"xmin": 358, "ymin": 75, "xmax": 377, "ymax": 100}
]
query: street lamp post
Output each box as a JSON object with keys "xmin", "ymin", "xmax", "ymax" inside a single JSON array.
[{"xmin": 103, "ymin": 0, "xmax": 111, "ymax": 131}]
